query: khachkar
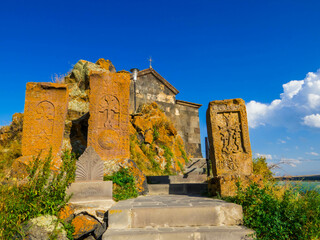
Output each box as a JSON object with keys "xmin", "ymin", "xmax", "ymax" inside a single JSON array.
[
  {"xmin": 87, "ymin": 69, "xmax": 131, "ymax": 161},
  {"xmin": 206, "ymin": 98, "xmax": 253, "ymax": 197},
  {"xmin": 66, "ymin": 146, "xmax": 112, "ymax": 202},
  {"xmin": 22, "ymin": 82, "xmax": 69, "ymax": 158}
]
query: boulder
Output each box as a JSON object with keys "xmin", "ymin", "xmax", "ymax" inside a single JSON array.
[
  {"xmin": 58, "ymin": 204, "xmax": 75, "ymax": 223},
  {"xmin": 71, "ymin": 214, "xmax": 100, "ymax": 239},
  {"xmin": 22, "ymin": 215, "xmax": 67, "ymax": 240}
]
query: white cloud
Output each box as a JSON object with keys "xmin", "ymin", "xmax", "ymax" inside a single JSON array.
[
  {"xmin": 255, "ymin": 153, "xmax": 273, "ymax": 160},
  {"xmin": 247, "ymin": 69, "xmax": 320, "ymax": 129},
  {"xmin": 306, "ymin": 152, "xmax": 319, "ymax": 156},
  {"xmin": 302, "ymin": 114, "xmax": 320, "ymax": 128},
  {"xmin": 281, "ymin": 80, "xmax": 304, "ymax": 99},
  {"xmin": 279, "ymin": 158, "xmax": 302, "ymax": 167}
]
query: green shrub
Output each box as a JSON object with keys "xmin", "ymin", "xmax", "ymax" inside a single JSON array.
[
  {"xmin": 226, "ymin": 182, "xmax": 320, "ymax": 240},
  {"xmin": 153, "ymin": 126, "xmax": 160, "ymax": 141},
  {"xmin": 179, "ymin": 145, "xmax": 189, "ymax": 164},
  {"xmin": 0, "ymin": 139, "xmax": 22, "ymax": 179},
  {"xmin": 162, "ymin": 145, "xmax": 173, "ymax": 175},
  {"xmin": 253, "ymin": 156, "xmax": 274, "ymax": 181},
  {"xmin": 104, "ymin": 168, "xmax": 138, "ymax": 202},
  {"xmin": 0, "ymin": 151, "xmax": 76, "ymax": 239}
]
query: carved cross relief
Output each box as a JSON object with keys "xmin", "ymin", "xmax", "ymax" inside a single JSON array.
[
  {"xmin": 35, "ymin": 101, "xmax": 55, "ymax": 136},
  {"xmin": 99, "ymin": 95, "xmax": 120, "ymax": 130},
  {"xmin": 34, "ymin": 100, "xmax": 55, "ymax": 153},
  {"xmin": 218, "ymin": 112, "xmax": 243, "ymax": 154},
  {"xmin": 217, "ymin": 112, "xmax": 244, "ymax": 171}
]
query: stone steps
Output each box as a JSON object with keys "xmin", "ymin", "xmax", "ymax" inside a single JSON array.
[
  {"xmin": 147, "ymin": 158, "xmax": 209, "ymax": 196},
  {"xmin": 184, "ymin": 158, "xmax": 208, "ymax": 175},
  {"xmin": 147, "ymin": 175, "xmax": 207, "ymax": 184},
  {"xmin": 148, "ymin": 183, "xmax": 208, "ymax": 196},
  {"xmin": 103, "ymin": 195, "xmax": 254, "ymax": 240},
  {"xmin": 103, "ymin": 226, "xmax": 254, "ymax": 240}
]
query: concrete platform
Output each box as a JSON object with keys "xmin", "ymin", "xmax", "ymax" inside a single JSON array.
[
  {"xmin": 107, "ymin": 195, "xmax": 243, "ymax": 229},
  {"xmin": 103, "ymin": 225, "xmax": 254, "ymax": 240}
]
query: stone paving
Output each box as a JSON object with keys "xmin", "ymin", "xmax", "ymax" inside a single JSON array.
[
  {"xmin": 110, "ymin": 194, "xmax": 233, "ymax": 208},
  {"xmin": 104, "ymin": 226, "xmax": 254, "ymax": 240},
  {"xmin": 103, "ymin": 195, "xmax": 254, "ymax": 240},
  {"xmin": 107, "ymin": 195, "xmax": 244, "ymax": 229}
]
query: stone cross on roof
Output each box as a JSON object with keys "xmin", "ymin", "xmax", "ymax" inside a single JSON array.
[{"xmin": 149, "ymin": 57, "xmax": 152, "ymax": 68}]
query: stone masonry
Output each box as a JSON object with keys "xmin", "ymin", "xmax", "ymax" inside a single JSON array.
[
  {"xmin": 88, "ymin": 70, "xmax": 131, "ymax": 161},
  {"xmin": 129, "ymin": 68, "xmax": 202, "ymax": 158},
  {"xmin": 21, "ymin": 82, "xmax": 69, "ymax": 158},
  {"xmin": 206, "ymin": 98, "xmax": 253, "ymax": 197}
]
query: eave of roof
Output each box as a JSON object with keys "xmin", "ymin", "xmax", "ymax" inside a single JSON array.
[
  {"xmin": 176, "ymin": 99, "xmax": 202, "ymax": 108},
  {"xmin": 135, "ymin": 68, "xmax": 180, "ymax": 95}
]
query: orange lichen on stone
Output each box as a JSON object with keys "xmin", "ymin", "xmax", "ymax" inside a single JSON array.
[
  {"xmin": 58, "ymin": 204, "xmax": 74, "ymax": 223},
  {"xmin": 126, "ymin": 159, "xmax": 147, "ymax": 193},
  {"xmin": 130, "ymin": 102, "xmax": 189, "ymax": 176},
  {"xmin": 0, "ymin": 113, "xmax": 23, "ymax": 145},
  {"xmin": 10, "ymin": 155, "xmax": 62, "ymax": 180},
  {"xmin": 88, "ymin": 69, "xmax": 131, "ymax": 161},
  {"xmin": 71, "ymin": 214, "xmax": 100, "ymax": 239},
  {"xmin": 21, "ymin": 82, "xmax": 69, "ymax": 158},
  {"xmin": 9, "ymin": 156, "xmax": 32, "ymax": 179},
  {"xmin": 206, "ymin": 98, "xmax": 253, "ymax": 197},
  {"xmin": 96, "ymin": 58, "xmax": 115, "ymax": 72}
]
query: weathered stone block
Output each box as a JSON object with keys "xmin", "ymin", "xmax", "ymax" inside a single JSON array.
[
  {"xmin": 206, "ymin": 99, "xmax": 253, "ymax": 196},
  {"xmin": 21, "ymin": 82, "xmax": 69, "ymax": 157},
  {"xmin": 88, "ymin": 70, "xmax": 130, "ymax": 161},
  {"xmin": 66, "ymin": 181, "xmax": 113, "ymax": 202}
]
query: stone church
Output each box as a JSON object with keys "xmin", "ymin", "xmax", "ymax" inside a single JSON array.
[{"xmin": 129, "ymin": 67, "xmax": 202, "ymax": 158}]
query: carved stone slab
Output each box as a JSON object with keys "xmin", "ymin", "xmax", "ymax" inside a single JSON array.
[
  {"xmin": 21, "ymin": 82, "xmax": 69, "ymax": 157},
  {"xmin": 206, "ymin": 99, "xmax": 253, "ymax": 177},
  {"xmin": 75, "ymin": 146, "xmax": 104, "ymax": 181},
  {"xmin": 66, "ymin": 181, "xmax": 113, "ymax": 202},
  {"xmin": 87, "ymin": 70, "xmax": 131, "ymax": 161}
]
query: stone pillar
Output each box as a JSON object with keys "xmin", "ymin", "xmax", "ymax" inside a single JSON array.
[
  {"xmin": 87, "ymin": 70, "xmax": 131, "ymax": 161},
  {"xmin": 206, "ymin": 98, "xmax": 253, "ymax": 197},
  {"xmin": 21, "ymin": 82, "xmax": 69, "ymax": 158},
  {"xmin": 10, "ymin": 82, "xmax": 69, "ymax": 177}
]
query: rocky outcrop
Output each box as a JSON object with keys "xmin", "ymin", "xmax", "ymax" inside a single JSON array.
[
  {"xmin": 22, "ymin": 215, "xmax": 67, "ymax": 240},
  {"xmin": 0, "ymin": 113, "xmax": 23, "ymax": 146},
  {"xmin": 58, "ymin": 203, "xmax": 108, "ymax": 240},
  {"xmin": 130, "ymin": 102, "xmax": 189, "ymax": 176},
  {"xmin": 0, "ymin": 113, "xmax": 23, "ymax": 177}
]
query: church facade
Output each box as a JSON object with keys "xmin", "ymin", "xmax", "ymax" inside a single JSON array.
[{"xmin": 129, "ymin": 68, "xmax": 202, "ymax": 158}]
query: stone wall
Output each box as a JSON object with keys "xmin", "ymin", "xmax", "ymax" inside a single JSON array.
[{"xmin": 129, "ymin": 68, "xmax": 202, "ymax": 158}]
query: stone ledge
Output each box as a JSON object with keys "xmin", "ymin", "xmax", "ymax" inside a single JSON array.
[
  {"xmin": 66, "ymin": 181, "xmax": 113, "ymax": 202},
  {"xmin": 108, "ymin": 195, "xmax": 243, "ymax": 229},
  {"xmin": 103, "ymin": 225, "xmax": 254, "ymax": 240}
]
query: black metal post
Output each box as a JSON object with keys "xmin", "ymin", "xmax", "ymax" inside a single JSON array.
[{"xmin": 134, "ymin": 80, "xmax": 137, "ymax": 113}]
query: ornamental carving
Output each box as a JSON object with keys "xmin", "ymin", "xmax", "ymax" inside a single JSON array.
[
  {"xmin": 88, "ymin": 71, "xmax": 130, "ymax": 161},
  {"xmin": 75, "ymin": 146, "xmax": 104, "ymax": 181},
  {"xmin": 206, "ymin": 99, "xmax": 253, "ymax": 176},
  {"xmin": 21, "ymin": 83, "xmax": 69, "ymax": 157}
]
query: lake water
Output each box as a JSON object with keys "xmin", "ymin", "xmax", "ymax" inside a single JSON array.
[{"xmin": 277, "ymin": 181, "xmax": 320, "ymax": 193}]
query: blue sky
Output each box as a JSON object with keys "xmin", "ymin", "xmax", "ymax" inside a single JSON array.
[{"xmin": 1, "ymin": 0, "xmax": 320, "ymax": 176}]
